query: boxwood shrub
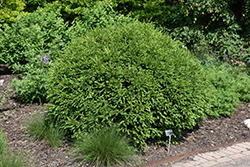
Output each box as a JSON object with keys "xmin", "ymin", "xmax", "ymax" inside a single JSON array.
[{"xmin": 46, "ymin": 21, "xmax": 213, "ymax": 147}]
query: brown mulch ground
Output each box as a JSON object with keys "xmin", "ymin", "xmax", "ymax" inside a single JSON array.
[{"xmin": 1, "ymin": 64, "xmax": 250, "ymax": 167}]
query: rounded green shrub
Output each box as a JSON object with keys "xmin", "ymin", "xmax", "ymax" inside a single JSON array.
[{"xmin": 47, "ymin": 21, "xmax": 213, "ymax": 147}]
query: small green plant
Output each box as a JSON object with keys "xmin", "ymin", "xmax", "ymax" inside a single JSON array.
[
  {"xmin": 23, "ymin": 112, "xmax": 65, "ymax": 147},
  {"xmin": 9, "ymin": 50, "xmax": 52, "ymax": 104},
  {"xmin": 0, "ymin": 129, "xmax": 31, "ymax": 167},
  {"xmin": 0, "ymin": 128, "xmax": 7, "ymax": 154},
  {"xmin": 44, "ymin": 120, "xmax": 66, "ymax": 147},
  {"xmin": 72, "ymin": 127, "xmax": 139, "ymax": 167},
  {"xmin": 0, "ymin": 148, "xmax": 31, "ymax": 167},
  {"xmin": 23, "ymin": 112, "xmax": 47, "ymax": 140}
]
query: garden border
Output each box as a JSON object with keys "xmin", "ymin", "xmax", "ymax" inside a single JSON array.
[{"xmin": 140, "ymin": 137, "xmax": 250, "ymax": 167}]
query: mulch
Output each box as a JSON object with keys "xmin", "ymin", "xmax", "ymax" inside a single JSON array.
[{"xmin": 1, "ymin": 64, "xmax": 250, "ymax": 167}]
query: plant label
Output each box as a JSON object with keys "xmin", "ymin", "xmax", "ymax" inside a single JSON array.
[
  {"xmin": 165, "ymin": 129, "xmax": 173, "ymax": 154},
  {"xmin": 165, "ymin": 129, "xmax": 173, "ymax": 136}
]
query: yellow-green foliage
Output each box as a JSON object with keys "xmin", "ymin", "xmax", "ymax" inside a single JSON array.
[
  {"xmin": 0, "ymin": 0, "xmax": 26, "ymax": 23},
  {"xmin": 111, "ymin": 0, "xmax": 175, "ymax": 26},
  {"xmin": 40, "ymin": 0, "xmax": 100, "ymax": 22}
]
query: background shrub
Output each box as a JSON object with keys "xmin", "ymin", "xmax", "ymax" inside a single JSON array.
[
  {"xmin": 191, "ymin": 49, "xmax": 250, "ymax": 118},
  {"xmin": 164, "ymin": 0, "xmax": 250, "ymax": 74},
  {"xmin": 0, "ymin": 1, "xmax": 135, "ymax": 105},
  {"xmin": 35, "ymin": 0, "xmax": 100, "ymax": 23},
  {"xmin": 68, "ymin": 1, "xmax": 135, "ymax": 40},
  {"xmin": 0, "ymin": 10, "xmax": 69, "ymax": 68},
  {"xmin": 0, "ymin": 10, "xmax": 70, "ymax": 103},
  {"xmin": 46, "ymin": 21, "xmax": 214, "ymax": 147},
  {"xmin": 0, "ymin": 0, "xmax": 27, "ymax": 23},
  {"xmin": 112, "ymin": 0, "xmax": 175, "ymax": 26}
]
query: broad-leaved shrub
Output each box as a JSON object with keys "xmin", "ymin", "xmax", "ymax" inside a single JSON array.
[
  {"xmin": 112, "ymin": 0, "xmax": 175, "ymax": 26},
  {"xmin": 0, "ymin": 10, "xmax": 69, "ymax": 68},
  {"xmin": 0, "ymin": 10, "xmax": 70, "ymax": 104},
  {"xmin": 194, "ymin": 53, "xmax": 250, "ymax": 118},
  {"xmin": 165, "ymin": 0, "xmax": 250, "ymax": 74},
  {"xmin": 0, "ymin": 1, "xmax": 134, "ymax": 104},
  {"xmin": 47, "ymin": 21, "xmax": 213, "ymax": 148},
  {"xmin": 0, "ymin": 0, "xmax": 26, "ymax": 23}
]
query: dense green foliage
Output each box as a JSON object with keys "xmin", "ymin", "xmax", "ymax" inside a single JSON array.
[
  {"xmin": 72, "ymin": 127, "xmax": 139, "ymax": 166},
  {"xmin": 112, "ymin": 0, "xmax": 175, "ymax": 26},
  {"xmin": 190, "ymin": 47, "xmax": 250, "ymax": 118},
  {"xmin": 46, "ymin": 21, "xmax": 214, "ymax": 147},
  {"xmin": 0, "ymin": 1, "xmax": 133, "ymax": 104},
  {"xmin": 0, "ymin": 10, "xmax": 69, "ymax": 103},
  {"xmin": 205, "ymin": 63, "xmax": 250, "ymax": 118},
  {"xmin": 68, "ymin": 1, "xmax": 135, "ymax": 39},
  {"xmin": 165, "ymin": 0, "xmax": 250, "ymax": 74},
  {"xmin": 0, "ymin": 0, "xmax": 26, "ymax": 23},
  {"xmin": 0, "ymin": 150, "xmax": 31, "ymax": 167},
  {"xmin": 0, "ymin": 10, "xmax": 69, "ymax": 67},
  {"xmin": 33, "ymin": 0, "xmax": 100, "ymax": 22}
]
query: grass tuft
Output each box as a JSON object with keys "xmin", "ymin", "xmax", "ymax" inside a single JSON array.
[
  {"xmin": 0, "ymin": 149, "xmax": 31, "ymax": 167},
  {"xmin": 23, "ymin": 112, "xmax": 65, "ymax": 147},
  {"xmin": 72, "ymin": 126, "xmax": 141, "ymax": 167},
  {"xmin": 0, "ymin": 128, "xmax": 7, "ymax": 154},
  {"xmin": 44, "ymin": 120, "xmax": 66, "ymax": 147}
]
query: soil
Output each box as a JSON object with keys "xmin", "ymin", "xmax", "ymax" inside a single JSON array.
[{"xmin": 1, "ymin": 64, "xmax": 250, "ymax": 167}]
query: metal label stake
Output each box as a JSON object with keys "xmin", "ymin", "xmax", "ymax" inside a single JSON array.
[{"xmin": 165, "ymin": 129, "xmax": 173, "ymax": 154}]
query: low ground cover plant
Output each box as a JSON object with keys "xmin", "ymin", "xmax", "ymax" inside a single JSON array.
[
  {"xmin": 190, "ymin": 47, "xmax": 250, "ymax": 118},
  {"xmin": 46, "ymin": 20, "xmax": 215, "ymax": 148}
]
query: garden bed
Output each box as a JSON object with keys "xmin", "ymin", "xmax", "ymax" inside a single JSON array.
[{"xmin": 1, "ymin": 64, "xmax": 250, "ymax": 166}]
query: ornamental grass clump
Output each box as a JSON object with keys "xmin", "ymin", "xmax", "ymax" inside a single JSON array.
[
  {"xmin": 0, "ymin": 128, "xmax": 7, "ymax": 154},
  {"xmin": 72, "ymin": 127, "xmax": 140, "ymax": 167},
  {"xmin": 23, "ymin": 112, "xmax": 65, "ymax": 147},
  {"xmin": 0, "ymin": 128, "xmax": 31, "ymax": 167},
  {"xmin": 46, "ymin": 21, "xmax": 214, "ymax": 148}
]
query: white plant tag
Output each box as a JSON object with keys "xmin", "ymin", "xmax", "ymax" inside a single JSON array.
[{"xmin": 165, "ymin": 129, "xmax": 173, "ymax": 154}]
